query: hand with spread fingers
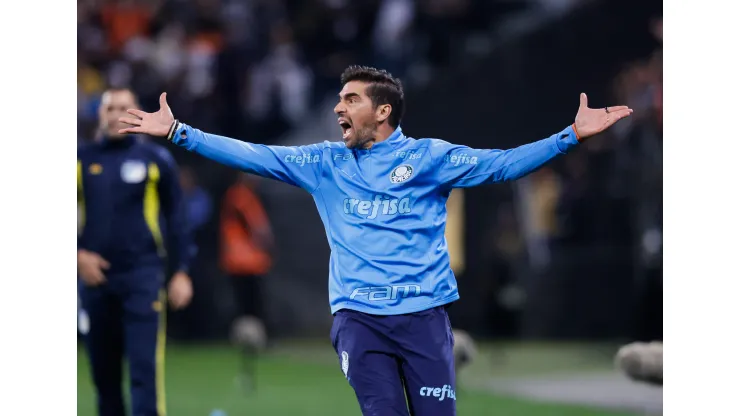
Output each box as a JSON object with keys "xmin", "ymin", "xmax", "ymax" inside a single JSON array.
[
  {"xmin": 573, "ymin": 93, "xmax": 633, "ymax": 140},
  {"xmin": 118, "ymin": 92, "xmax": 175, "ymax": 137}
]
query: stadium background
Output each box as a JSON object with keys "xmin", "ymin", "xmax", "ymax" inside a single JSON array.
[{"xmin": 77, "ymin": 0, "xmax": 663, "ymax": 414}]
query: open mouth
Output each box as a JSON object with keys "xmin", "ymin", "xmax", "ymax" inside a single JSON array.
[{"xmin": 338, "ymin": 118, "xmax": 352, "ymax": 140}]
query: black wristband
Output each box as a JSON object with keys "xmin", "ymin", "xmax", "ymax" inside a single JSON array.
[{"xmin": 167, "ymin": 120, "xmax": 180, "ymax": 141}]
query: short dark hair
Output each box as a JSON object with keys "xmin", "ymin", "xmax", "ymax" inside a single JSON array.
[
  {"xmin": 104, "ymin": 87, "xmax": 136, "ymax": 97},
  {"xmin": 340, "ymin": 65, "xmax": 405, "ymax": 128},
  {"xmin": 102, "ymin": 87, "xmax": 139, "ymax": 106}
]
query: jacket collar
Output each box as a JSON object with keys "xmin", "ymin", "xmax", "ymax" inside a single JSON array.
[{"xmin": 355, "ymin": 126, "xmax": 405, "ymax": 156}]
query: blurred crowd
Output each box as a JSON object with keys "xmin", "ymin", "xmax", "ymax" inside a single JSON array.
[
  {"xmin": 481, "ymin": 16, "xmax": 662, "ymax": 340},
  {"xmin": 77, "ymin": 0, "xmax": 545, "ymax": 145}
]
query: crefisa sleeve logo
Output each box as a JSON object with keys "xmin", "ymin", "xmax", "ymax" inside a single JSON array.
[{"xmin": 390, "ymin": 164, "xmax": 413, "ymax": 183}]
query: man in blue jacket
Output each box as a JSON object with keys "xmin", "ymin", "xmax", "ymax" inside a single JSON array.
[
  {"xmin": 78, "ymin": 87, "xmax": 193, "ymax": 416},
  {"xmin": 119, "ymin": 66, "xmax": 632, "ymax": 416}
]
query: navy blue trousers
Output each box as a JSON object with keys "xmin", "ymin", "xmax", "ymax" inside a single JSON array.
[
  {"xmin": 79, "ymin": 266, "xmax": 166, "ymax": 416},
  {"xmin": 331, "ymin": 306, "xmax": 456, "ymax": 416}
]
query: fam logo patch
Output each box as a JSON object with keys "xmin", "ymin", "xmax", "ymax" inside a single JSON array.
[
  {"xmin": 120, "ymin": 160, "xmax": 147, "ymax": 184},
  {"xmin": 390, "ymin": 164, "xmax": 413, "ymax": 184}
]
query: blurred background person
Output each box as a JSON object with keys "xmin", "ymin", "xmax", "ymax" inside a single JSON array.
[
  {"xmin": 77, "ymin": 87, "xmax": 193, "ymax": 416},
  {"xmin": 220, "ymin": 173, "xmax": 274, "ymax": 340}
]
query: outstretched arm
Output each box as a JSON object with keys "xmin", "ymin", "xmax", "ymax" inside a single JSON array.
[
  {"xmin": 170, "ymin": 123, "xmax": 324, "ymax": 192},
  {"xmin": 434, "ymin": 93, "xmax": 632, "ymax": 189},
  {"xmin": 119, "ymin": 93, "xmax": 324, "ymax": 193},
  {"xmin": 433, "ymin": 126, "xmax": 579, "ymax": 188}
]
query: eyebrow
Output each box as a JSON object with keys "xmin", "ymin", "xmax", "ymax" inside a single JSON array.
[{"xmin": 339, "ymin": 92, "xmax": 361, "ymax": 100}]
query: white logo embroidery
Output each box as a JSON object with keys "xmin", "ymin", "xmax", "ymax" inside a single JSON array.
[
  {"xmin": 120, "ymin": 160, "xmax": 147, "ymax": 184},
  {"xmin": 419, "ymin": 385, "xmax": 457, "ymax": 401},
  {"xmin": 78, "ymin": 309, "xmax": 90, "ymax": 335},
  {"xmin": 390, "ymin": 164, "xmax": 413, "ymax": 184},
  {"xmin": 341, "ymin": 351, "xmax": 350, "ymax": 379}
]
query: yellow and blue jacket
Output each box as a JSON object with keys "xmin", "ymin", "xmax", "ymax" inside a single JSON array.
[{"xmin": 77, "ymin": 135, "xmax": 191, "ymax": 276}]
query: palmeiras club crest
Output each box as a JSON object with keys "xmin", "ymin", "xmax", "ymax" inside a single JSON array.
[{"xmin": 390, "ymin": 164, "xmax": 413, "ymax": 184}]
